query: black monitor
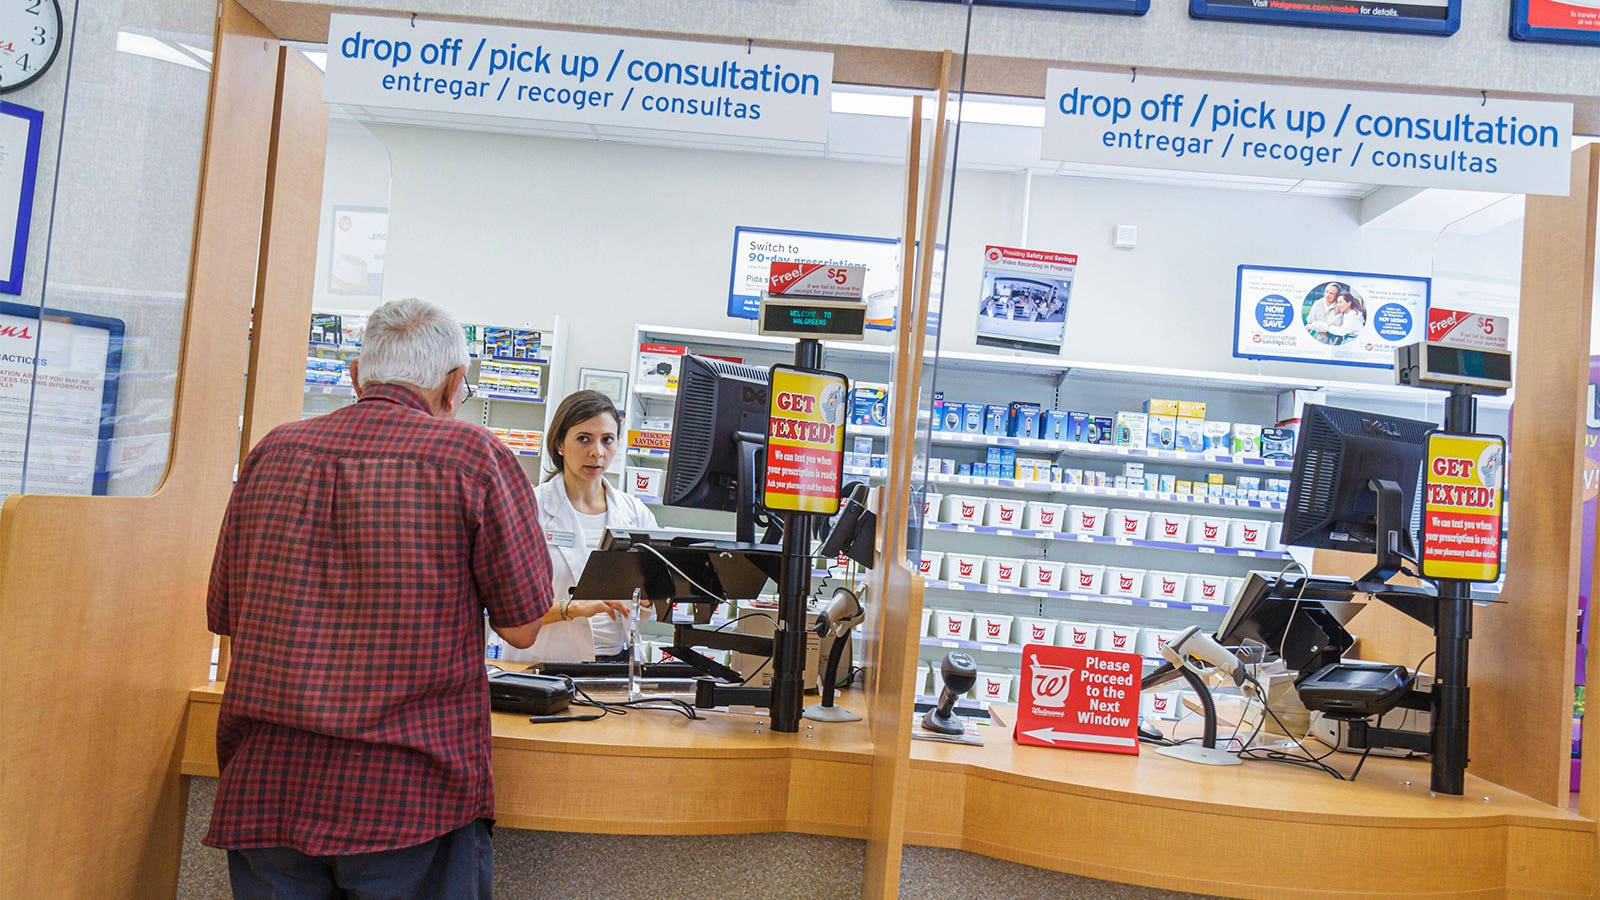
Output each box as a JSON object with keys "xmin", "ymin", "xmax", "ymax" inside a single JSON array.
[
  {"xmin": 1281, "ymin": 404, "xmax": 1432, "ymax": 574},
  {"xmin": 664, "ymin": 354, "xmax": 774, "ymax": 543},
  {"xmin": 1215, "ymin": 571, "xmax": 1361, "ymax": 676}
]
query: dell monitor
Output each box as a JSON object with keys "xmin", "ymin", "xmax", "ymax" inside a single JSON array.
[
  {"xmin": 1281, "ymin": 404, "xmax": 1432, "ymax": 572},
  {"xmin": 664, "ymin": 354, "xmax": 774, "ymax": 543}
]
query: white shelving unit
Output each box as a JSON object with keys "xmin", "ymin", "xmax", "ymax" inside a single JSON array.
[{"xmin": 616, "ymin": 323, "xmax": 1512, "ymax": 702}]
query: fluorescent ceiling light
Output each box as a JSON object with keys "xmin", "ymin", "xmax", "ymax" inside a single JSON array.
[
  {"xmin": 115, "ymin": 31, "xmax": 208, "ymax": 72},
  {"xmin": 831, "ymin": 90, "xmax": 1044, "ymax": 127},
  {"xmin": 301, "ymin": 50, "xmax": 328, "ymax": 72}
]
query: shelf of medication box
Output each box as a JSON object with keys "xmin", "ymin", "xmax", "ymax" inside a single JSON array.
[
  {"xmin": 303, "ymin": 381, "xmax": 355, "ymax": 396},
  {"xmin": 628, "ymin": 447, "xmax": 672, "ymax": 460},
  {"xmin": 633, "ymin": 385, "xmax": 678, "ymax": 403},
  {"xmin": 925, "ymin": 473, "xmax": 1288, "ymax": 513},
  {"xmin": 471, "ymin": 391, "xmax": 545, "ymax": 404},
  {"xmin": 919, "ymin": 634, "xmax": 1163, "ymax": 667},
  {"xmin": 308, "ymin": 341, "xmax": 360, "ymax": 353},
  {"xmin": 915, "ymin": 428, "xmax": 1294, "ymax": 472},
  {"xmin": 921, "ymin": 521, "xmax": 1290, "ymax": 562},
  {"xmin": 923, "ymin": 578, "xmax": 1230, "ymax": 613},
  {"xmin": 476, "ymin": 354, "xmax": 551, "ymax": 365}
]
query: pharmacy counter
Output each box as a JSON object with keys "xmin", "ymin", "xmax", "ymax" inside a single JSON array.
[{"xmin": 181, "ymin": 687, "xmax": 1595, "ymax": 896}]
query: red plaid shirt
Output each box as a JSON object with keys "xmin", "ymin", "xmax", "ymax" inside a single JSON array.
[{"xmin": 203, "ymin": 384, "xmax": 551, "ymax": 855}]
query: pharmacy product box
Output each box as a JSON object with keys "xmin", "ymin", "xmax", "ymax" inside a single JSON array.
[
  {"xmin": 853, "ymin": 435, "xmax": 874, "ymax": 455},
  {"xmin": 985, "ymin": 497, "xmax": 1026, "ymax": 529},
  {"xmin": 1099, "ymin": 625, "xmax": 1142, "ymax": 653},
  {"xmin": 987, "ymin": 446, "xmax": 1017, "ymax": 467},
  {"xmin": 1148, "ymin": 414, "xmax": 1177, "ymax": 450},
  {"xmin": 1018, "ymin": 616, "xmax": 1058, "ymax": 645},
  {"xmin": 1123, "ymin": 462, "xmax": 1146, "ymax": 479},
  {"xmin": 1175, "ymin": 416, "xmax": 1206, "ymax": 452},
  {"xmin": 1110, "ymin": 508, "xmax": 1151, "ymax": 539},
  {"xmin": 948, "ymin": 552, "xmax": 986, "ymax": 584},
  {"xmin": 1042, "ymin": 409, "xmax": 1071, "ymax": 441},
  {"xmin": 637, "ymin": 342, "xmax": 688, "ymax": 388},
  {"xmin": 1261, "ymin": 427, "xmax": 1295, "ymax": 460},
  {"xmin": 625, "ymin": 467, "xmax": 662, "ymax": 498},
  {"xmin": 919, "ymin": 491, "xmax": 943, "ymax": 522},
  {"xmin": 974, "ymin": 611, "xmax": 1015, "ymax": 642},
  {"xmin": 978, "ymin": 404, "xmax": 1003, "ymax": 437},
  {"xmin": 934, "ymin": 609, "xmax": 974, "ymax": 640},
  {"xmin": 1025, "ymin": 501, "xmax": 1066, "ymax": 532},
  {"xmin": 963, "ymin": 404, "xmax": 983, "ymax": 434},
  {"xmin": 1024, "ymin": 559, "xmax": 1065, "ymax": 590},
  {"xmin": 1229, "ymin": 518, "xmax": 1271, "ymax": 550},
  {"xmin": 1190, "ymin": 514, "xmax": 1231, "ymax": 547},
  {"xmin": 310, "ymin": 312, "xmax": 342, "ymax": 344},
  {"xmin": 977, "ymin": 670, "xmax": 1015, "ymax": 704},
  {"xmin": 1159, "ymin": 473, "xmax": 1177, "ymax": 493},
  {"xmin": 1231, "ymin": 423, "xmax": 1262, "ymax": 457},
  {"xmin": 1202, "ymin": 421, "xmax": 1232, "ymax": 452},
  {"xmin": 1065, "ymin": 563, "xmax": 1106, "ymax": 594},
  {"xmin": 1142, "ymin": 627, "xmax": 1185, "ymax": 657},
  {"xmin": 1188, "ymin": 574, "xmax": 1230, "ymax": 606},
  {"xmin": 1144, "ymin": 690, "xmax": 1182, "ymax": 720},
  {"xmin": 1008, "ymin": 402, "xmax": 1042, "ymax": 439},
  {"xmin": 945, "ymin": 495, "xmax": 986, "ymax": 525},
  {"xmin": 1105, "ymin": 565, "xmax": 1146, "ymax": 597},
  {"xmin": 920, "ymin": 608, "xmax": 933, "ymax": 637},
  {"xmin": 1178, "ymin": 400, "xmax": 1207, "ymax": 420},
  {"xmin": 1067, "ymin": 411, "xmax": 1093, "ymax": 442},
  {"xmin": 1144, "ymin": 572, "xmax": 1188, "ymax": 602},
  {"xmin": 931, "ymin": 392, "xmax": 948, "ymax": 431},
  {"xmin": 917, "ymin": 550, "xmax": 945, "ymax": 580},
  {"xmin": 1058, "ymin": 621, "xmax": 1100, "ymax": 649},
  {"xmin": 1068, "ymin": 504, "xmax": 1108, "ymax": 535},
  {"xmin": 850, "ymin": 383, "xmax": 889, "ymax": 427},
  {"xmin": 1114, "ymin": 412, "xmax": 1149, "ymax": 449},
  {"xmin": 1089, "ymin": 416, "xmax": 1115, "ymax": 445},
  {"xmin": 916, "ymin": 662, "xmax": 931, "ymax": 693},
  {"xmin": 1143, "ymin": 399, "xmax": 1180, "ymax": 417},
  {"xmin": 1150, "ymin": 512, "xmax": 1191, "ymax": 543},
  {"xmin": 939, "ymin": 401, "xmax": 965, "ymax": 433},
  {"xmin": 986, "ymin": 558, "xmax": 1024, "ymax": 590},
  {"xmin": 1275, "ymin": 389, "xmax": 1325, "ymax": 424}
]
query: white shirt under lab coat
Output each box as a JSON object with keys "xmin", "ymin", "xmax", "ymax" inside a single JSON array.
[{"xmin": 500, "ymin": 476, "xmax": 658, "ymax": 663}]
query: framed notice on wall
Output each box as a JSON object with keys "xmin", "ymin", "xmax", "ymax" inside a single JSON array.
[
  {"xmin": 1233, "ymin": 265, "xmax": 1429, "ymax": 369},
  {"xmin": 1190, "ymin": 0, "xmax": 1460, "ymax": 35},
  {"xmin": 729, "ymin": 226, "xmax": 945, "ymax": 333},
  {"xmin": 0, "ymin": 300, "xmax": 124, "ymax": 496},
  {"xmin": 328, "ymin": 205, "xmax": 387, "ymax": 295},
  {"xmin": 1512, "ymin": 0, "xmax": 1600, "ymax": 44},
  {"xmin": 0, "ymin": 102, "xmax": 43, "ymax": 295}
]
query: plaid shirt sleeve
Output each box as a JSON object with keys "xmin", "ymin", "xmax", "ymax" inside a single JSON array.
[{"xmin": 474, "ymin": 445, "xmax": 552, "ymax": 628}]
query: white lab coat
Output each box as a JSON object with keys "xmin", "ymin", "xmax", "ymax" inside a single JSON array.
[{"xmin": 502, "ymin": 476, "xmax": 658, "ymax": 663}]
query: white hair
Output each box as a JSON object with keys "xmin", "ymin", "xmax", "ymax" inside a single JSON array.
[{"xmin": 355, "ymin": 298, "xmax": 470, "ymax": 391}]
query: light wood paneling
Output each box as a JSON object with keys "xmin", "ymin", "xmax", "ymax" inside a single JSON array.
[
  {"xmin": 0, "ymin": 3, "xmax": 278, "ymax": 896},
  {"xmin": 243, "ymin": 48, "xmax": 329, "ymax": 454},
  {"xmin": 184, "ymin": 687, "xmax": 1595, "ymax": 895},
  {"xmin": 1472, "ymin": 146, "xmax": 1598, "ymax": 806}
]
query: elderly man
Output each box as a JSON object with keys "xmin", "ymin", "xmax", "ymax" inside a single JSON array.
[{"xmin": 204, "ymin": 298, "xmax": 552, "ymax": 898}]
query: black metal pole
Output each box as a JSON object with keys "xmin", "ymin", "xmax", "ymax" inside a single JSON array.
[
  {"xmin": 1432, "ymin": 385, "xmax": 1476, "ymax": 795},
  {"xmin": 770, "ymin": 337, "xmax": 822, "ymax": 732}
]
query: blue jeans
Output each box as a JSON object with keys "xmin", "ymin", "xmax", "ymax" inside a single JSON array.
[{"xmin": 226, "ymin": 819, "xmax": 492, "ymax": 899}]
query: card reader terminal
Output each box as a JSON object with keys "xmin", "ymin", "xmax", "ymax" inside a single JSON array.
[{"xmin": 1296, "ymin": 661, "xmax": 1413, "ymax": 719}]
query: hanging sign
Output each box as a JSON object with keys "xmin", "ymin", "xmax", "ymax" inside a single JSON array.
[
  {"xmin": 976, "ymin": 245, "xmax": 1075, "ymax": 355},
  {"xmin": 1426, "ymin": 308, "xmax": 1508, "ymax": 351},
  {"xmin": 324, "ymin": 14, "xmax": 833, "ymax": 143},
  {"xmin": 1421, "ymin": 433, "xmax": 1505, "ymax": 583},
  {"xmin": 1512, "ymin": 0, "xmax": 1600, "ymax": 45},
  {"xmin": 768, "ymin": 262, "xmax": 865, "ymax": 300},
  {"xmin": 763, "ymin": 365, "xmax": 848, "ymax": 515},
  {"xmin": 760, "ymin": 262, "xmax": 869, "ymax": 341},
  {"xmin": 1043, "ymin": 69, "xmax": 1573, "ymax": 195},
  {"xmin": 1189, "ymin": 0, "xmax": 1459, "ymax": 35},
  {"xmin": 911, "ymin": 0, "xmax": 1148, "ymax": 14},
  {"xmin": 1013, "ymin": 645, "xmax": 1140, "ymax": 754},
  {"xmin": 1234, "ymin": 265, "xmax": 1429, "ymax": 369}
]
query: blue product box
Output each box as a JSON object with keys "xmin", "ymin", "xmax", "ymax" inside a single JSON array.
[
  {"xmin": 931, "ymin": 392, "xmax": 946, "ymax": 432},
  {"xmin": 940, "ymin": 401, "xmax": 964, "ymax": 433},
  {"xmin": 1148, "ymin": 415, "xmax": 1177, "ymax": 451},
  {"xmin": 983, "ymin": 404, "xmax": 1007, "ymax": 437},
  {"xmin": 849, "ymin": 385, "xmax": 889, "ymax": 427},
  {"xmin": 986, "ymin": 446, "xmax": 1017, "ymax": 467},
  {"xmin": 963, "ymin": 404, "xmax": 983, "ymax": 434},
  {"xmin": 1089, "ymin": 416, "xmax": 1115, "ymax": 445},
  {"xmin": 853, "ymin": 436, "xmax": 874, "ymax": 455},
  {"xmin": 871, "ymin": 455, "xmax": 886, "ymax": 470},
  {"xmin": 1007, "ymin": 402, "xmax": 1042, "ymax": 439},
  {"xmin": 1261, "ymin": 427, "xmax": 1295, "ymax": 460},
  {"xmin": 1175, "ymin": 417, "xmax": 1206, "ymax": 452},
  {"xmin": 1041, "ymin": 409, "xmax": 1069, "ymax": 442},
  {"xmin": 1065, "ymin": 411, "xmax": 1092, "ymax": 442},
  {"xmin": 957, "ymin": 463, "xmax": 972, "ymax": 476}
]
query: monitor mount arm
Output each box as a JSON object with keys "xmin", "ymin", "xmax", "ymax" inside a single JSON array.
[
  {"xmin": 1359, "ymin": 477, "xmax": 1409, "ymax": 585},
  {"xmin": 733, "ymin": 431, "xmax": 781, "ymax": 545}
]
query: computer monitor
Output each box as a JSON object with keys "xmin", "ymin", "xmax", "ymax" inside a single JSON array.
[
  {"xmin": 1215, "ymin": 571, "xmax": 1362, "ymax": 676},
  {"xmin": 664, "ymin": 354, "xmax": 774, "ymax": 543},
  {"xmin": 1281, "ymin": 404, "xmax": 1432, "ymax": 569}
]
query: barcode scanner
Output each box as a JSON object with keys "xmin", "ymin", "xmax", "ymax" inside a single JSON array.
[{"xmin": 921, "ymin": 652, "xmax": 978, "ymax": 735}]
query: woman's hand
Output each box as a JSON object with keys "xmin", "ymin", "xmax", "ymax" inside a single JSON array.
[{"xmin": 570, "ymin": 599, "xmax": 629, "ymax": 620}]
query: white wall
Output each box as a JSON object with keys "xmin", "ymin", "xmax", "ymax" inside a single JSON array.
[{"xmin": 327, "ymin": 125, "xmax": 1524, "ymax": 397}]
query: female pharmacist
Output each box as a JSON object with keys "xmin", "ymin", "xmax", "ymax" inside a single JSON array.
[{"xmin": 503, "ymin": 390, "xmax": 658, "ymax": 663}]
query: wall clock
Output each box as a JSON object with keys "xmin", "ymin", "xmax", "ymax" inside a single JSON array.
[{"xmin": 0, "ymin": 0, "xmax": 61, "ymax": 94}]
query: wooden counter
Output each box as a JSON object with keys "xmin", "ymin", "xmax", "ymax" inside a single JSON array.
[{"xmin": 182, "ymin": 686, "xmax": 1596, "ymax": 897}]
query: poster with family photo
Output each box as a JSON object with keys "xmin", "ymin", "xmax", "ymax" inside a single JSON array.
[
  {"xmin": 1233, "ymin": 265, "xmax": 1429, "ymax": 369},
  {"xmin": 975, "ymin": 244, "xmax": 1076, "ymax": 355}
]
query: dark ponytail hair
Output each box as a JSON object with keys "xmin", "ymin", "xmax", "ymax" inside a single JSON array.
[{"xmin": 544, "ymin": 390, "xmax": 624, "ymax": 481}]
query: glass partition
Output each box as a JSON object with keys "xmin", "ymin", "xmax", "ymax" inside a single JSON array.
[{"xmin": 6, "ymin": 2, "xmax": 213, "ymax": 499}]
